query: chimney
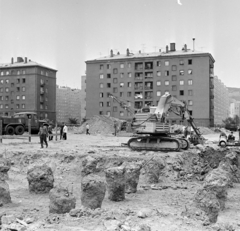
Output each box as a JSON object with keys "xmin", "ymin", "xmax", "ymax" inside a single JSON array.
[
  {"xmin": 110, "ymin": 49, "xmax": 114, "ymax": 57},
  {"xmin": 11, "ymin": 57, "xmax": 14, "ymax": 64},
  {"xmin": 170, "ymin": 43, "xmax": 176, "ymax": 52},
  {"xmin": 17, "ymin": 57, "xmax": 24, "ymax": 63},
  {"xmin": 193, "ymin": 38, "xmax": 195, "ymax": 51},
  {"xmin": 126, "ymin": 48, "xmax": 130, "ymax": 56},
  {"xmin": 117, "ymin": 52, "xmax": 120, "ymax": 55},
  {"xmin": 166, "ymin": 45, "xmax": 169, "ymax": 53},
  {"xmin": 139, "ymin": 50, "xmax": 141, "ymax": 54},
  {"xmin": 159, "ymin": 49, "xmax": 161, "ymax": 52},
  {"xmin": 184, "ymin": 44, "xmax": 187, "ymax": 52},
  {"xmin": 24, "ymin": 57, "xmax": 27, "ymax": 63}
]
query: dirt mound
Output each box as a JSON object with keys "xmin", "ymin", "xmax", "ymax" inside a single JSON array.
[{"xmin": 75, "ymin": 115, "xmax": 124, "ymax": 135}]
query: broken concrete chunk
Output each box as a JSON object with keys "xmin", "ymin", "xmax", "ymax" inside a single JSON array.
[
  {"xmin": 81, "ymin": 156, "xmax": 98, "ymax": 177},
  {"xmin": 125, "ymin": 163, "xmax": 141, "ymax": 193},
  {"xmin": 0, "ymin": 157, "xmax": 11, "ymax": 173},
  {"xmin": 0, "ymin": 181, "xmax": 11, "ymax": 205},
  {"xmin": 49, "ymin": 187, "xmax": 76, "ymax": 214},
  {"xmin": 27, "ymin": 165, "xmax": 54, "ymax": 194},
  {"xmin": 81, "ymin": 174, "xmax": 106, "ymax": 209},
  {"xmin": 105, "ymin": 166, "xmax": 125, "ymax": 201}
]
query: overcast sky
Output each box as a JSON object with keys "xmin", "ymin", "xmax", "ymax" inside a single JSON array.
[{"xmin": 0, "ymin": 0, "xmax": 239, "ymax": 89}]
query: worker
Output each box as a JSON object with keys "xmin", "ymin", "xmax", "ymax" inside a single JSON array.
[
  {"xmin": 183, "ymin": 126, "xmax": 188, "ymax": 138},
  {"xmin": 227, "ymin": 131, "xmax": 235, "ymax": 142},
  {"xmin": 60, "ymin": 122, "xmax": 64, "ymax": 140},
  {"xmin": 114, "ymin": 121, "xmax": 117, "ymax": 136},
  {"xmin": 238, "ymin": 126, "xmax": 240, "ymax": 142},
  {"xmin": 86, "ymin": 123, "xmax": 90, "ymax": 135},
  {"xmin": 63, "ymin": 123, "xmax": 68, "ymax": 140},
  {"xmin": 38, "ymin": 124, "xmax": 48, "ymax": 148},
  {"xmin": 48, "ymin": 124, "xmax": 53, "ymax": 141}
]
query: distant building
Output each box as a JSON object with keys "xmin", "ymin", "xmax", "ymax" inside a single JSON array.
[
  {"xmin": 85, "ymin": 43, "xmax": 216, "ymax": 126},
  {"xmin": 0, "ymin": 57, "xmax": 57, "ymax": 121},
  {"xmin": 229, "ymin": 100, "xmax": 240, "ymax": 118},
  {"xmin": 80, "ymin": 75, "xmax": 86, "ymax": 120},
  {"xmin": 56, "ymin": 86, "xmax": 81, "ymax": 123},
  {"xmin": 213, "ymin": 76, "xmax": 230, "ymax": 125}
]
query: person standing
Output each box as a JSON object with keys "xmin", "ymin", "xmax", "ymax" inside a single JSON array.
[
  {"xmin": 38, "ymin": 124, "xmax": 48, "ymax": 148},
  {"xmin": 48, "ymin": 124, "xmax": 53, "ymax": 141},
  {"xmin": 63, "ymin": 123, "xmax": 68, "ymax": 140},
  {"xmin": 86, "ymin": 123, "xmax": 90, "ymax": 135},
  {"xmin": 238, "ymin": 126, "xmax": 240, "ymax": 142},
  {"xmin": 60, "ymin": 122, "xmax": 64, "ymax": 140},
  {"xmin": 114, "ymin": 121, "xmax": 117, "ymax": 136}
]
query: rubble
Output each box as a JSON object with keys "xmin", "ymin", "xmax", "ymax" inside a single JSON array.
[
  {"xmin": 81, "ymin": 174, "xmax": 106, "ymax": 209},
  {"xmin": 27, "ymin": 165, "xmax": 54, "ymax": 193},
  {"xmin": 0, "ymin": 157, "xmax": 11, "ymax": 181},
  {"xmin": 0, "ymin": 180, "xmax": 11, "ymax": 204},
  {"xmin": 105, "ymin": 166, "xmax": 125, "ymax": 201},
  {"xmin": 49, "ymin": 187, "xmax": 76, "ymax": 214},
  {"xmin": 81, "ymin": 156, "xmax": 99, "ymax": 177}
]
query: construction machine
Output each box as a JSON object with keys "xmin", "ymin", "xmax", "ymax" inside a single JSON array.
[{"xmin": 127, "ymin": 93, "xmax": 204, "ymax": 152}]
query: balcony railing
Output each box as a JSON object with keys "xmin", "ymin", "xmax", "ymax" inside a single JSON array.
[
  {"xmin": 134, "ymin": 86, "xmax": 143, "ymax": 90},
  {"xmin": 144, "ymin": 86, "xmax": 153, "ymax": 90}
]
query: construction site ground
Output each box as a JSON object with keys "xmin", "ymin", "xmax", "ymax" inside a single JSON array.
[{"xmin": 1, "ymin": 131, "xmax": 240, "ymax": 231}]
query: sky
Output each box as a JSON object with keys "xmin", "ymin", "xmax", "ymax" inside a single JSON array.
[{"xmin": 0, "ymin": 0, "xmax": 240, "ymax": 89}]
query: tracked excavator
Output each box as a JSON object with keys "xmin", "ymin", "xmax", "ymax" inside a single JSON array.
[{"xmin": 127, "ymin": 93, "xmax": 204, "ymax": 152}]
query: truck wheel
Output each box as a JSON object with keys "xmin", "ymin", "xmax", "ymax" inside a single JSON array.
[
  {"xmin": 6, "ymin": 126, "xmax": 15, "ymax": 135},
  {"xmin": 15, "ymin": 125, "xmax": 25, "ymax": 135}
]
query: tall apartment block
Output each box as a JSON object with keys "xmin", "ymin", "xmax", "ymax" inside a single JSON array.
[
  {"xmin": 80, "ymin": 75, "xmax": 86, "ymax": 120},
  {"xmin": 56, "ymin": 86, "xmax": 81, "ymax": 123},
  {"xmin": 229, "ymin": 100, "xmax": 240, "ymax": 118},
  {"xmin": 0, "ymin": 57, "xmax": 57, "ymax": 121},
  {"xmin": 213, "ymin": 76, "xmax": 230, "ymax": 125},
  {"xmin": 86, "ymin": 43, "xmax": 215, "ymax": 126}
]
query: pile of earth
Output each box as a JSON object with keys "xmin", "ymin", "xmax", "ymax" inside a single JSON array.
[{"xmin": 74, "ymin": 115, "xmax": 124, "ymax": 135}]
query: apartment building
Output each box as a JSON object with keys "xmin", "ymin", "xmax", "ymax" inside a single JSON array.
[
  {"xmin": 229, "ymin": 100, "xmax": 240, "ymax": 118},
  {"xmin": 56, "ymin": 86, "xmax": 81, "ymax": 123},
  {"xmin": 213, "ymin": 76, "xmax": 230, "ymax": 125},
  {"xmin": 80, "ymin": 75, "xmax": 86, "ymax": 120},
  {"xmin": 0, "ymin": 57, "xmax": 57, "ymax": 121},
  {"xmin": 85, "ymin": 43, "xmax": 215, "ymax": 126}
]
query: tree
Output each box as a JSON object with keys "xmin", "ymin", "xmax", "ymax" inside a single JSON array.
[{"xmin": 68, "ymin": 118, "xmax": 79, "ymax": 124}]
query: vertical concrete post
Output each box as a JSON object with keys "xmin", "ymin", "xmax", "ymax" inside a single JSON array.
[
  {"xmin": 28, "ymin": 119, "xmax": 31, "ymax": 142},
  {"xmin": 0, "ymin": 120, "xmax": 2, "ymax": 143},
  {"xmin": 55, "ymin": 121, "xmax": 57, "ymax": 141}
]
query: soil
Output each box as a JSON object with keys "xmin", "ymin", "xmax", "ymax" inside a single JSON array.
[{"xmin": 1, "ymin": 132, "xmax": 240, "ymax": 231}]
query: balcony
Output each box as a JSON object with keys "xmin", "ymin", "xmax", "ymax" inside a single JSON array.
[
  {"xmin": 135, "ymin": 76, "xmax": 143, "ymax": 80},
  {"xmin": 40, "ymin": 89, "xmax": 44, "ymax": 94},
  {"xmin": 134, "ymin": 86, "xmax": 143, "ymax": 90},
  {"xmin": 144, "ymin": 86, "xmax": 153, "ymax": 90},
  {"xmin": 145, "ymin": 72, "xmax": 153, "ymax": 79}
]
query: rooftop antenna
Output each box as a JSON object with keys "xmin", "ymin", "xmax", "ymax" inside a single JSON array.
[{"xmin": 193, "ymin": 38, "xmax": 195, "ymax": 51}]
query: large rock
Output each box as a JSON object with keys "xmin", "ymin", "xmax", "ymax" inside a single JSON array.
[
  {"xmin": 0, "ymin": 181, "xmax": 11, "ymax": 204},
  {"xmin": 49, "ymin": 187, "xmax": 76, "ymax": 214},
  {"xmin": 27, "ymin": 165, "xmax": 54, "ymax": 193},
  {"xmin": 125, "ymin": 163, "xmax": 141, "ymax": 193},
  {"xmin": 81, "ymin": 174, "xmax": 106, "ymax": 209},
  {"xmin": 0, "ymin": 158, "xmax": 11, "ymax": 181},
  {"xmin": 81, "ymin": 156, "xmax": 98, "ymax": 177},
  {"xmin": 105, "ymin": 166, "xmax": 125, "ymax": 201}
]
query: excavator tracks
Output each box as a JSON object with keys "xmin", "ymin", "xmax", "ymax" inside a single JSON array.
[{"xmin": 127, "ymin": 136, "xmax": 181, "ymax": 152}]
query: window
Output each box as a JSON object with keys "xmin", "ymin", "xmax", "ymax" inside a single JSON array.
[
  {"xmin": 106, "ymin": 111, "xmax": 111, "ymax": 116},
  {"xmin": 179, "ymin": 60, "xmax": 184, "ymax": 65},
  {"xmin": 6, "ymin": 79, "xmax": 9, "ymax": 84},
  {"xmin": 45, "ymin": 97, "xmax": 48, "ymax": 102},
  {"xmin": 128, "ymin": 82, "xmax": 132, "ymax": 87},
  {"xmin": 128, "ymin": 72, "xmax": 132, "ymax": 78},
  {"xmin": 188, "ymin": 80, "xmax": 193, "ymax": 85},
  {"xmin": 99, "ymin": 102, "xmax": 103, "ymax": 107},
  {"xmin": 157, "ymin": 81, "xmax": 161, "ymax": 86},
  {"xmin": 120, "ymin": 111, "xmax": 124, "ymax": 117},
  {"xmin": 165, "ymin": 91, "xmax": 169, "ymax": 94},
  {"xmin": 0, "ymin": 88, "xmax": 2, "ymax": 92},
  {"xmin": 180, "ymin": 80, "xmax": 184, "ymax": 85},
  {"xmin": 17, "ymin": 78, "xmax": 20, "ymax": 83},
  {"xmin": 6, "ymin": 71, "xmax": 9, "ymax": 75},
  {"xmin": 172, "ymin": 65, "xmax": 177, "ymax": 71},
  {"xmin": 107, "ymin": 74, "xmax": 111, "ymax": 78},
  {"xmin": 113, "ymin": 78, "xmax": 118, "ymax": 83},
  {"xmin": 156, "ymin": 61, "xmax": 161, "ymax": 67},
  {"xmin": 5, "ymin": 96, "xmax": 9, "ymax": 100},
  {"xmin": 157, "ymin": 71, "xmax": 161, "ymax": 77},
  {"xmin": 120, "ymin": 92, "xmax": 123, "ymax": 97},
  {"xmin": 189, "ymin": 110, "xmax": 192, "ymax": 116},
  {"xmin": 107, "ymin": 64, "xmax": 111, "ymax": 69},
  {"xmin": 113, "ymin": 68, "xmax": 118, "ymax": 74},
  {"xmin": 45, "ymin": 88, "xmax": 48, "ymax": 93},
  {"xmin": 157, "ymin": 91, "xmax": 161, "ymax": 96},
  {"xmin": 22, "ymin": 87, "xmax": 26, "ymax": 92},
  {"xmin": 22, "ymin": 104, "xmax": 25, "ymax": 109},
  {"xmin": 188, "ymin": 59, "xmax": 192, "ymax": 65},
  {"xmin": 22, "ymin": 95, "xmax": 25, "ymax": 100},
  {"xmin": 172, "ymin": 85, "xmax": 177, "ymax": 91},
  {"xmin": 99, "ymin": 111, "xmax": 103, "ymax": 115},
  {"xmin": 113, "ymin": 106, "xmax": 117, "ymax": 112},
  {"xmin": 172, "ymin": 75, "xmax": 177, "ymax": 81},
  {"xmin": 120, "ymin": 82, "xmax": 124, "ymax": 87},
  {"xmin": 11, "ymin": 83, "xmax": 14, "ymax": 87},
  {"xmin": 0, "ymin": 72, "xmax": 3, "ymax": 76},
  {"xmin": 5, "ymin": 87, "xmax": 9, "ymax": 92},
  {"xmin": 107, "ymin": 83, "xmax": 111, "ymax": 88},
  {"xmin": 99, "ymin": 74, "xmax": 104, "ymax": 79},
  {"xmin": 127, "ymin": 92, "xmax": 132, "ymax": 97},
  {"xmin": 188, "ymin": 69, "xmax": 193, "ymax": 75},
  {"xmin": 165, "ymin": 80, "xmax": 169, "ymax": 85},
  {"xmin": 165, "ymin": 61, "xmax": 169, "ymax": 66},
  {"xmin": 16, "ymin": 104, "xmax": 19, "ymax": 109},
  {"xmin": 100, "ymin": 64, "xmax": 104, "ymax": 70},
  {"xmin": 0, "ymin": 80, "xmax": 3, "ymax": 84},
  {"xmin": 17, "ymin": 87, "xmax": 20, "ymax": 92},
  {"xmin": 107, "ymin": 102, "xmax": 111, "ymax": 107},
  {"xmin": 0, "ymin": 104, "xmax": 2, "ymax": 108},
  {"xmin": 165, "ymin": 71, "xmax": 169, "ymax": 76},
  {"xmin": 17, "ymin": 70, "xmax": 20, "ymax": 75},
  {"xmin": 180, "ymin": 90, "xmax": 184, "ymax": 96},
  {"xmin": 45, "ymin": 106, "xmax": 48, "ymax": 110},
  {"xmin": 0, "ymin": 96, "xmax": 3, "ymax": 100},
  {"xmin": 22, "ymin": 78, "xmax": 26, "ymax": 83},
  {"xmin": 5, "ymin": 104, "xmax": 9, "ymax": 108},
  {"xmin": 113, "ymin": 87, "xmax": 118, "ymax": 93},
  {"xmin": 179, "ymin": 70, "xmax": 184, "ymax": 75},
  {"xmin": 100, "ymin": 93, "xmax": 104, "ymax": 98},
  {"xmin": 11, "ymin": 99, "xmax": 14, "ymax": 104},
  {"xmin": 188, "ymin": 100, "xmax": 193, "ymax": 106},
  {"xmin": 128, "ymin": 63, "xmax": 131, "ymax": 68},
  {"xmin": 46, "ymin": 72, "xmax": 48, "ymax": 76},
  {"xmin": 120, "ymin": 63, "xmax": 124, "ymax": 68},
  {"xmin": 16, "ymin": 95, "xmax": 20, "ymax": 100},
  {"xmin": 99, "ymin": 83, "xmax": 104, "ymax": 88},
  {"xmin": 188, "ymin": 90, "xmax": 193, "ymax": 96}
]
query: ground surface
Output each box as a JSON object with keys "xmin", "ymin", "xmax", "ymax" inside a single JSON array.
[{"xmin": 1, "ymin": 132, "xmax": 240, "ymax": 231}]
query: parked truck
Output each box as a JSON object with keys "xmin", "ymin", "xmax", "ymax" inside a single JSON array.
[{"xmin": 0, "ymin": 112, "xmax": 49, "ymax": 135}]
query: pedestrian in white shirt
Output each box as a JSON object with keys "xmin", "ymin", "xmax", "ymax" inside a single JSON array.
[{"xmin": 63, "ymin": 123, "xmax": 68, "ymax": 140}]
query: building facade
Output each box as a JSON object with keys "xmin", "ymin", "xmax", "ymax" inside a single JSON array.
[
  {"xmin": 213, "ymin": 76, "xmax": 230, "ymax": 125},
  {"xmin": 229, "ymin": 100, "xmax": 240, "ymax": 118},
  {"xmin": 56, "ymin": 86, "xmax": 81, "ymax": 123},
  {"xmin": 85, "ymin": 43, "xmax": 215, "ymax": 126},
  {"xmin": 80, "ymin": 75, "xmax": 86, "ymax": 120},
  {"xmin": 0, "ymin": 57, "xmax": 57, "ymax": 121}
]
